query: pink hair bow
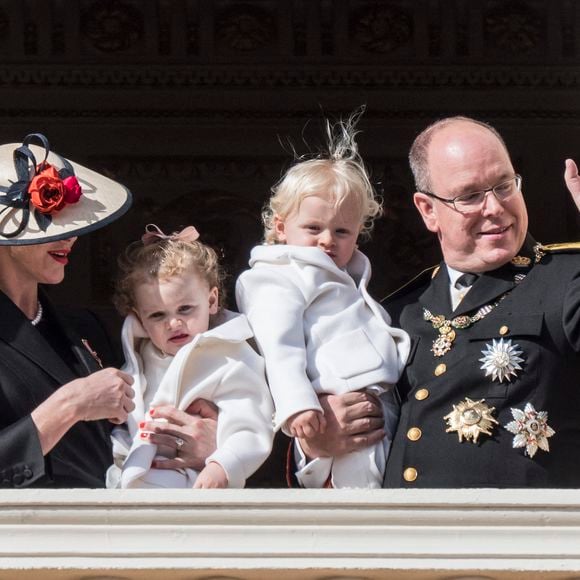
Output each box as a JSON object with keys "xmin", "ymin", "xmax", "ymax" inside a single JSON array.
[{"xmin": 141, "ymin": 223, "xmax": 200, "ymax": 246}]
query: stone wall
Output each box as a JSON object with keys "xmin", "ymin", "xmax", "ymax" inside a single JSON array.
[{"xmin": 0, "ymin": 0, "xmax": 578, "ymax": 311}]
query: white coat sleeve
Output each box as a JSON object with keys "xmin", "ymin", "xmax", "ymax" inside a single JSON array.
[
  {"xmin": 206, "ymin": 358, "xmax": 275, "ymax": 488},
  {"xmin": 293, "ymin": 438, "xmax": 333, "ymax": 488},
  {"xmin": 236, "ymin": 268, "xmax": 323, "ymax": 431}
]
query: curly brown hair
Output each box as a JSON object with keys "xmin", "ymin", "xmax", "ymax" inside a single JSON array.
[{"xmin": 114, "ymin": 234, "xmax": 226, "ymax": 316}]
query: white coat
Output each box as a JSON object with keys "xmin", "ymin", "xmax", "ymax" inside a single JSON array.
[
  {"xmin": 107, "ymin": 310, "xmax": 274, "ymax": 489},
  {"xmin": 236, "ymin": 245, "xmax": 410, "ymax": 430}
]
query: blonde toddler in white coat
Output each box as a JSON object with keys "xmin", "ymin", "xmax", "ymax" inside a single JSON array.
[{"xmin": 236, "ymin": 112, "xmax": 410, "ymax": 488}]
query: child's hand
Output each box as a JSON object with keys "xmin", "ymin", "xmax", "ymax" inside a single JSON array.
[
  {"xmin": 287, "ymin": 410, "xmax": 327, "ymax": 438},
  {"xmin": 193, "ymin": 461, "xmax": 228, "ymax": 489}
]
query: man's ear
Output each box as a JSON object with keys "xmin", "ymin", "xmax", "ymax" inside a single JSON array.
[
  {"xmin": 413, "ymin": 192, "xmax": 440, "ymax": 234},
  {"xmin": 208, "ymin": 287, "xmax": 219, "ymax": 315},
  {"xmin": 274, "ymin": 214, "xmax": 290, "ymax": 243}
]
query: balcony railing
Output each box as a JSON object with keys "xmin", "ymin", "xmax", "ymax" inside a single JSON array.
[{"xmin": 1, "ymin": 488, "xmax": 580, "ymax": 579}]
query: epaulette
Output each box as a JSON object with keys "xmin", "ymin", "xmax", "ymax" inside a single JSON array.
[
  {"xmin": 533, "ymin": 241, "xmax": 580, "ymax": 263},
  {"xmin": 381, "ymin": 264, "xmax": 440, "ymax": 303}
]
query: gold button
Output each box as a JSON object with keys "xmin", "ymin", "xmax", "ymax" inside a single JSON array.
[
  {"xmin": 415, "ymin": 388, "xmax": 430, "ymax": 401},
  {"xmin": 403, "ymin": 467, "xmax": 418, "ymax": 482},
  {"xmin": 407, "ymin": 427, "xmax": 422, "ymax": 441},
  {"xmin": 434, "ymin": 363, "xmax": 447, "ymax": 376},
  {"xmin": 499, "ymin": 325, "xmax": 509, "ymax": 336}
]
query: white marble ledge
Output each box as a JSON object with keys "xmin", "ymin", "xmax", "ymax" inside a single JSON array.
[{"xmin": 1, "ymin": 488, "xmax": 580, "ymax": 580}]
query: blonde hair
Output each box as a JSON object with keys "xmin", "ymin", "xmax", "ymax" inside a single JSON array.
[
  {"xmin": 114, "ymin": 233, "xmax": 226, "ymax": 316},
  {"xmin": 262, "ymin": 109, "xmax": 383, "ymax": 244}
]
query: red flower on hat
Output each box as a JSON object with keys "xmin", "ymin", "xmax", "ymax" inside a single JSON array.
[
  {"xmin": 28, "ymin": 163, "xmax": 83, "ymax": 214},
  {"xmin": 62, "ymin": 175, "xmax": 82, "ymax": 204},
  {"xmin": 29, "ymin": 164, "xmax": 66, "ymax": 214}
]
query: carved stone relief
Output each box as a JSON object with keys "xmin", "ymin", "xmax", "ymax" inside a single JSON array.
[
  {"xmin": 350, "ymin": 3, "xmax": 413, "ymax": 55},
  {"xmin": 82, "ymin": 0, "xmax": 144, "ymax": 53},
  {"xmin": 215, "ymin": 2, "xmax": 276, "ymax": 54},
  {"xmin": 484, "ymin": 0, "xmax": 543, "ymax": 57},
  {"xmin": 0, "ymin": 0, "xmax": 577, "ymax": 62},
  {"xmin": 0, "ymin": 0, "xmax": 577, "ymax": 310}
]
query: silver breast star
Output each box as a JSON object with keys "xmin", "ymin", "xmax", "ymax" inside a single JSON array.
[
  {"xmin": 479, "ymin": 338, "xmax": 524, "ymax": 383},
  {"xmin": 504, "ymin": 403, "xmax": 555, "ymax": 458}
]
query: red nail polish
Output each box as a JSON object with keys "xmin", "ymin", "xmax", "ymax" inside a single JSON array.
[
  {"xmin": 149, "ymin": 409, "xmax": 156, "ymax": 416},
  {"xmin": 139, "ymin": 421, "xmax": 145, "ymax": 429},
  {"xmin": 140, "ymin": 432, "xmax": 149, "ymax": 439}
]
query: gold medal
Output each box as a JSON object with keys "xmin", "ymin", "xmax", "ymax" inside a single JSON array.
[
  {"xmin": 432, "ymin": 332, "xmax": 455, "ymax": 357},
  {"xmin": 511, "ymin": 255, "xmax": 531, "ymax": 267},
  {"xmin": 444, "ymin": 398, "xmax": 498, "ymax": 443},
  {"xmin": 423, "ymin": 285, "xmax": 515, "ymax": 358}
]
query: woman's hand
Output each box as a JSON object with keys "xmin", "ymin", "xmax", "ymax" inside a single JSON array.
[
  {"xmin": 145, "ymin": 399, "xmax": 218, "ymax": 472},
  {"xmin": 66, "ymin": 367, "xmax": 135, "ymax": 424},
  {"xmin": 298, "ymin": 391, "xmax": 385, "ymax": 460},
  {"xmin": 564, "ymin": 159, "xmax": 580, "ymax": 212},
  {"xmin": 32, "ymin": 367, "xmax": 135, "ymax": 455}
]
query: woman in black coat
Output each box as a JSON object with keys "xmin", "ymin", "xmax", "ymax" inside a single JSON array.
[{"xmin": 0, "ymin": 133, "xmax": 135, "ymax": 487}]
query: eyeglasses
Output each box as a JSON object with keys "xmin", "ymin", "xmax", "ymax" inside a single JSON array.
[{"xmin": 421, "ymin": 174, "xmax": 522, "ymax": 214}]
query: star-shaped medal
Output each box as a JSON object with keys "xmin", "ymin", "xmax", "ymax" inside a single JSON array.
[
  {"xmin": 504, "ymin": 403, "xmax": 555, "ymax": 458},
  {"xmin": 479, "ymin": 338, "xmax": 524, "ymax": 383},
  {"xmin": 444, "ymin": 398, "xmax": 499, "ymax": 444}
]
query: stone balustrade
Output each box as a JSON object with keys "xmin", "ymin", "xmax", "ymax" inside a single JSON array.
[{"xmin": 1, "ymin": 488, "xmax": 580, "ymax": 579}]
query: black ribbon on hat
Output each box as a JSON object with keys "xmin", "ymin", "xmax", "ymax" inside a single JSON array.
[{"xmin": 0, "ymin": 133, "xmax": 75, "ymax": 239}]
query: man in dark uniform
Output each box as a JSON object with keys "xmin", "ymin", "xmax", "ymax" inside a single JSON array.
[
  {"xmin": 383, "ymin": 116, "xmax": 580, "ymax": 487},
  {"xmin": 295, "ymin": 116, "xmax": 580, "ymax": 488}
]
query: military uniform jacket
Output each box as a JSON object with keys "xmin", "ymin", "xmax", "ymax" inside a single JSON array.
[
  {"xmin": 383, "ymin": 237, "xmax": 580, "ymax": 488},
  {"xmin": 0, "ymin": 289, "xmax": 116, "ymax": 488}
]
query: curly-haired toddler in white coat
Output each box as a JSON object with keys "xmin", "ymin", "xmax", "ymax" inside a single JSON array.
[{"xmin": 107, "ymin": 225, "xmax": 273, "ymax": 489}]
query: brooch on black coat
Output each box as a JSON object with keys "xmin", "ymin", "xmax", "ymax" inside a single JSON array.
[{"xmin": 81, "ymin": 338, "xmax": 103, "ymax": 368}]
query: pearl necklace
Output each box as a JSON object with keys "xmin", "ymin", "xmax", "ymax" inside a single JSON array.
[{"xmin": 30, "ymin": 301, "xmax": 43, "ymax": 326}]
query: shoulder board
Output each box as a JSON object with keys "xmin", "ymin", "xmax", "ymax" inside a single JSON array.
[
  {"xmin": 540, "ymin": 242, "xmax": 580, "ymax": 252},
  {"xmin": 534, "ymin": 241, "xmax": 580, "ymax": 262},
  {"xmin": 381, "ymin": 264, "xmax": 440, "ymax": 303}
]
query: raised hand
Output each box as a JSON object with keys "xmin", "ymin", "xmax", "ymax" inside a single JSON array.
[{"xmin": 564, "ymin": 159, "xmax": 580, "ymax": 212}]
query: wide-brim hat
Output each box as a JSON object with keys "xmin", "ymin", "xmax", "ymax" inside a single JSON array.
[{"xmin": 0, "ymin": 133, "xmax": 132, "ymax": 245}]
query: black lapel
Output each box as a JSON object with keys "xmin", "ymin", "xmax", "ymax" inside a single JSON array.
[
  {"xmin": 453, "ymin": 267, "xmax": 515, "ymax": 316},
  {"xmin": 418, "ymin": 263, "xmax": 452, "ymax": 314},
  {"xmin": 451, "ymin": 234, "xmax": 538, "ymax": 316},
  {"xmin": 0, "ymin": 290, "xmax": 76, "ymax": 386},
  {"xmin": 41, "ymin": 295, "xmax": 102, "ymax": 376}
]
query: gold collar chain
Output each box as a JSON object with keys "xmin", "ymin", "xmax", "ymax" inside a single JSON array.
[{"xmin": 423, "ymin": 295, "xmax": 508, "ymax": 357}]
